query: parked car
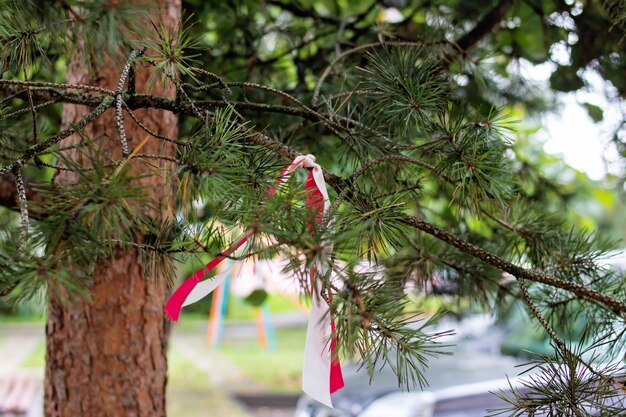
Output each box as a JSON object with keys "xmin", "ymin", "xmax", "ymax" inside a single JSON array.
[
  {"xmin": 295, "ymin": 305, "xmax": 626, "ymax": 417},
  {"xmin": 296, "ymin": 253, "xmax": 626, "ymax": 417},
  {"xmin": 295, "ymin": 315, "xmax": 527, "ymax": 417}
]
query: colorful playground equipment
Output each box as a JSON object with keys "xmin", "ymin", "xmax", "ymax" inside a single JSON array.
[{"xmin": 206, "ymin": 258, "xmax": 277, "ymax": 350}]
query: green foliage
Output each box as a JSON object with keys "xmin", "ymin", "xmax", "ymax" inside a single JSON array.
[
  {"xmin": 38, "ymin": 152, "xmax": 150, "ymax": 252},
  {"xmin": 77, "ymin": 0, "xmax": 148, "ymax": 64},
  {"xmin": 0, "ymin": 0, "xmax": 48, "ymax": 71},
  {"xmin": 427, "ymin": 105, "xmax": 514, "ymax": 213},
  {"xmin": 334, "ymin": 190, "xmax": 410, "ymax": 262},
  {"xmin": 178, "ymin": 107, "xmax": 260, "ymax": 201},
  {"xmin": 139, "ymin": 16, "xmax": 203, "ymax": 88},
  {"xmin": 489, "ymin": 342, "xmax": 626, "ymax": 416},
  {"xmin": 601, "ymin": 0, "xmax": 626, "ymax": 33},
  {"xmin": 332, "ymin": 269, "xmax": 452, "ymax": 389},
  {"xmin": 582, "ymin": 102, "xmax": 604, "ymax": 123},
  {"xmin": 242, "ymin": 288, "xmax": 267, "ymax": 306},
  {"xmin": 360, "ymin": 48, "xmax": 449, "ymax": 135},
  {"xmin": 1, "ymin": 145, "xmax": 159, "ymax": 300},
  {"xmin": 0, "ymin": 235, "xmax": 91, "ymax": 304}
]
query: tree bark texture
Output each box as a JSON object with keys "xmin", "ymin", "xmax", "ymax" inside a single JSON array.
[{"xmin": 45, "ymin": 1, "xmax": 181, "ymax": 417}]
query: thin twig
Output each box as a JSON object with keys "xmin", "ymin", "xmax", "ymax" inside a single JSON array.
[
  {"xmin": 116, "ymin": 50, "xmax": 142, "ymax": 157},
  {"xmin": 517, "ymin": 277, "xmax": 624, "ymax": 389},
  {"xmin": 13, "ymin": 165, "xmax": 29, "ymax": 249},
  {"xmin": 0, "ymin": 79, "xmax": 115, "ymax": 95},
  {"xmin": 133, "ymin": 153, "xmax": 180, "ymax": 164},
  {"xmin": 0, "ymin": 97, "xmax": 114, "ymax": 175},
  {"xmin": 27, "ymin": 159, "xmax": 74, "ymax": 172},
  {"xmin": 312, "ymin": 41, "xmax": 438, "ymax": 106},
  {"xmin": 2, "ymin": 99, "xmax": 57, "ymax": 121},
  {"xmin": 518, "ymin": 276, "xmax": 568, "ymax": 353},
  {"xmin": 198, "ymin": 81, "xmax": 348, "ymax": 134},
  {"xmin": 122, "ymin": 102, "xmax": 185, "ymax": 146},
  {"xmin": 24, "ymin": 70, "xmax": 38, "ymax": 146}
]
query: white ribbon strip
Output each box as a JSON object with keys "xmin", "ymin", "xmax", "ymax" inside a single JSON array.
[
  {"xmin": 294, "ymin": 155, "xmax": 336, "ymax": 408},
  {"xmin": 183, "ymin": 254, "xmax": 239, "ymax": 306},
  {"xmin": 302, "ymin": 278, "xmax": 334, "ymax": 407},
  {"xmin": 181, "ymin": 154, "xmax": 338, "ymax": 407}
]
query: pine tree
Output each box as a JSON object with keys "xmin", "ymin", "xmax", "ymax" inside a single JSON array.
[
  {"xmin": 0, "ymin": 1, "xmax": 625, "ymax": 416},
  {"xmin": 1, "ymin": 1, "xmax": 181, "ymax": 416}
]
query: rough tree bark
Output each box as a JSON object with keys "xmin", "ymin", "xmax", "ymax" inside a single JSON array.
[{"xmin": 44, "ymin": 1, "xmax": 181, "ymax": 417}]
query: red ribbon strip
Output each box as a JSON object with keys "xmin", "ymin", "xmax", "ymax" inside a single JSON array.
[
  {"xmin": 304, "ymin": 170, "xmax": 344, "ymax": 393},
  {"xmin": 164, "ymin": 160, "xmax": 344, "ymax": 397},
  {"xmin": 164, "ymin": 165, "xmax": 290, "ymax": 322}
]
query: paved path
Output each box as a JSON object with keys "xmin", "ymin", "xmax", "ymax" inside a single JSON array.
[
  {"xmin": 0, "ymin": 322, "xmax": 297, "ymax": 417},
  {"xmin": 181, "ymin": 311, "xmax": 308, "ymax": 339},
  {"xmin": 0, "ymin": 324, "xmax": 45, "ymax": 379},
  {"xmin": 171, "ymin": 329, "xmax": 264, "ymax": 393},
  {"xmin": 0, "ymin": 323, "xmax": 45, "ymax": 417},
  {"xmin": 171, "ymin": 329, "xmax": 299, "ymax": 417}
]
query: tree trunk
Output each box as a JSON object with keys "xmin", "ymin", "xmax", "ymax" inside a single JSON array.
[{"xmin": 45, "ymin": 2, "xmax": 181, "ymax": 416}]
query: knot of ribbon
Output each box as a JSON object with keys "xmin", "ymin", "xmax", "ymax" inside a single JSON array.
[{"xmin": 164, "ymin": 154, "xmax": 344, "ymax": 407}]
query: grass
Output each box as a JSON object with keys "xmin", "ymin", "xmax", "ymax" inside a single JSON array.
[
  {"xmin": 168, "ymin": 349, "xmax": 213, "ymax": 390},
  {"xmin": 177, "ymin": 292, "xmax": 304, "ymax": 334},
  {"xmin": 220, "ymin": 326, "xmax": 307, "ymax": 393},
  {"xmin": 21, "ymin": 340, "xmax": 46, "ymax": 368},
  {"xmin": 17, "ymin": 339, "xmax": 252, "ymax": 416},
  {"xmin": 167, "ymin": 349, "xmax": 251, "ymax": 417},
  {"xmin": 227, "ymin": 293, "xmax": 299, "ymax": 320},
  {"xmin": 0, "ymin": 313, "xmax": 46, "ymax": 324},
  {"xmin": 9, "ymin": 292, "xmax": 308, "ymax": 402}
]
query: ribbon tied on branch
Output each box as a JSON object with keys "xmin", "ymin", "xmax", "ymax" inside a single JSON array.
[{"xmin": 164, "ymin": 154, "xmax": 344, "ymax": 407}]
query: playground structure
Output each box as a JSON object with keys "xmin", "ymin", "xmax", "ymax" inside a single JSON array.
[
  {"xmin": 204, "ymin": 255, "xmax": 382, "ymax": 351},
  {"xmin": 205, "ymin": 257, "xmax": 294, "ymax": 351}
]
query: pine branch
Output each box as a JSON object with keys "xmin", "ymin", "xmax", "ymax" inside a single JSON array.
[
  {"xmin": 0, "ymin": 96, "xmax": 113, "ymax": 175},
  {"xmin": 2, "ymin": 99, "xmax": 58, "ymax": 120},
  {"xmin": 115, "ymin": 49, "xmax": 142, "ymax": 157},
  {"xmin": 0, "ymin": 79, "xmax": 116, "ymax": 95},
  {"xmin": 121, "ymin": 102, "xmax": 184, "ymax": 145},
  {"xmin": 0, "ymin": 82, "xmax": 334, "ymax": 125},
  {"xmin": 312, "ymin": 41, "xmax": 444, "ymax": 106},
  {"xmin": 517, "ymin": 277, "xmax": 611, "ymax": 383},
  {"xmin": 1, "ymin": 79, "xmax": 623, "ymax": 318},
  {"xmin": 12, "ymin": 165, "xmax": 29, "ymax": 248},
  {"xmin": 402, "ymin": 217, "xmax": 626, "ymax": 315}
]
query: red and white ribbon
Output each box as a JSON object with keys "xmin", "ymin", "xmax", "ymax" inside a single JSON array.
[{"xmin": 164, "ymin": 154, "xmax": 344, "ymax": 407}]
